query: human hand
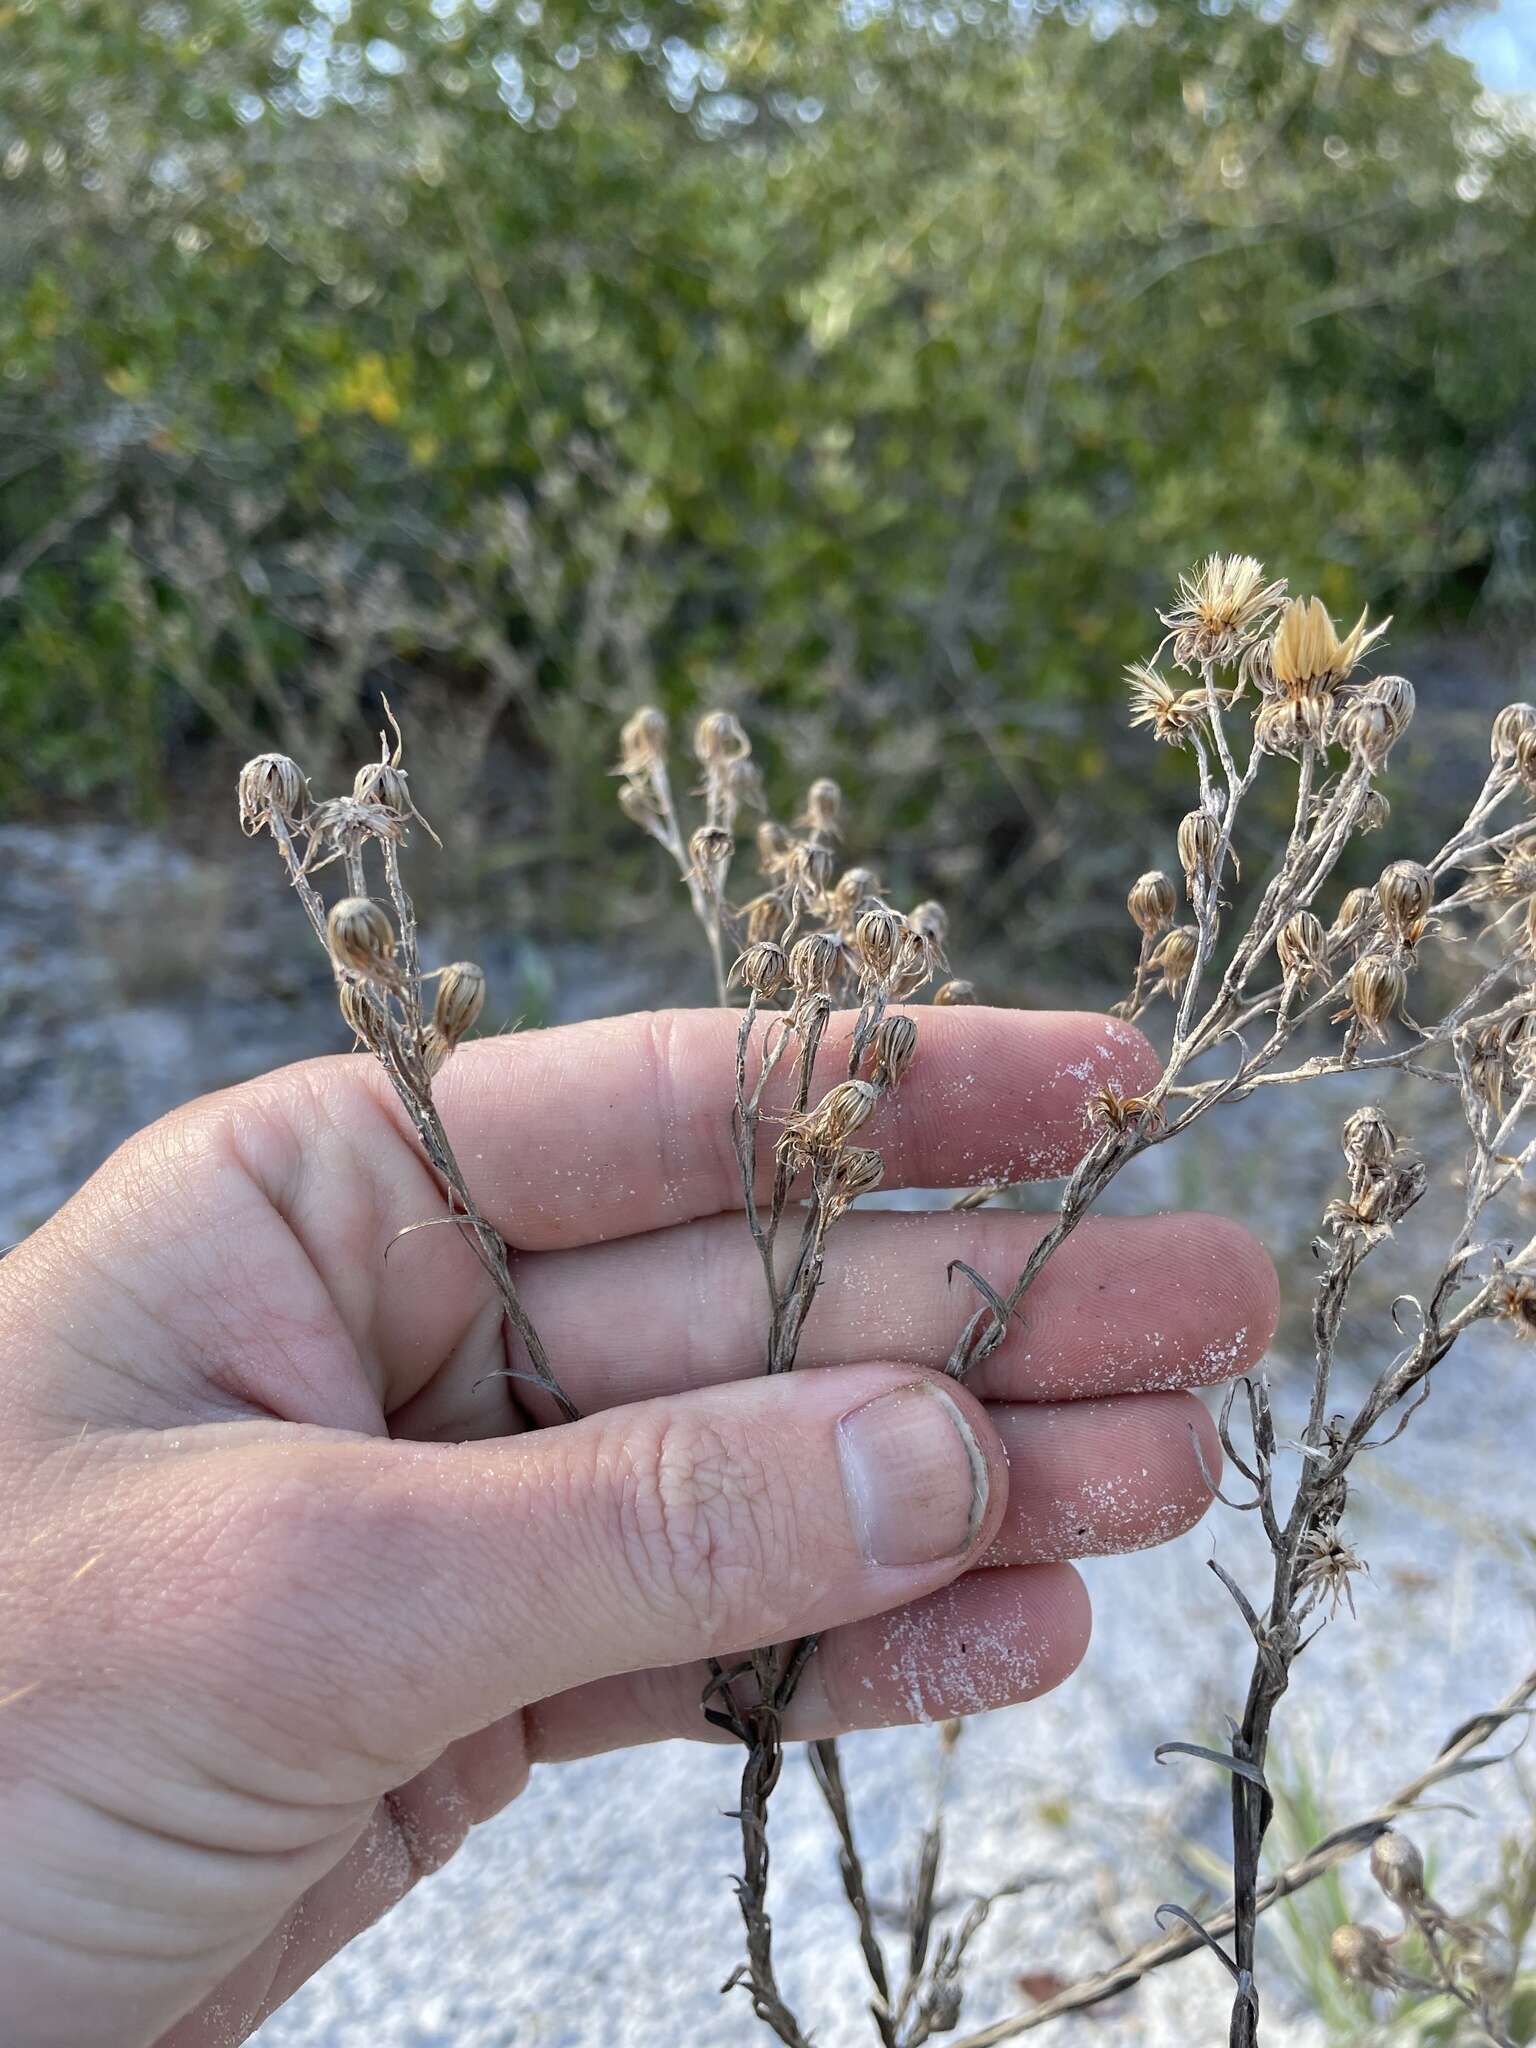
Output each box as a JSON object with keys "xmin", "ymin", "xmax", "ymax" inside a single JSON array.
[{"xmin": 0, "ymin": 1006, "xmax": 1276, "ymax": 2047}]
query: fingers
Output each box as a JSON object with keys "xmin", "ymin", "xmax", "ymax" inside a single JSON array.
[
  {"xmin": 394, "ymin": 1004, "xmax": 1160, "ymax": 1248},
  {"xmin": 177, "ymin": 1366, "xmax": 1009, "ymax": 1772},
  {"xmin": 529, "ymin": 1565, "xmax": 1093, "ymax": 1762},
  {"xmin": 387, "ymin": 1208, "xmax": 1276, "ymax": 1437}
]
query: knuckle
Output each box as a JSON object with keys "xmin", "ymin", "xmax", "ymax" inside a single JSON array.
[{"xmin": 617, "ymin": 1415, "xmax": 783, "ymax": 1643}]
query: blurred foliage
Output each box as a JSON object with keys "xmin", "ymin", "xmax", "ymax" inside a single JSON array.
[{"xmin": 2, "ymin": 0, "xmax": 1535, "ymax": 950}]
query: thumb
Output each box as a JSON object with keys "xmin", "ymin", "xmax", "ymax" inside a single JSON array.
[{"xmin": 202, "ymin": 1365, "xmax": 1007, "ymax": 1771}]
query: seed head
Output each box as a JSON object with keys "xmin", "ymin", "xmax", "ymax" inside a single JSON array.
[
  {"xmin": 1330, "ymin": 885, "xmax": 1378, "ymax": 950},
  {"xmin": 1270, "ymin": 596, "xmax": 1390, "ymax": 695},
  {"xmin": 352, "ymin": 758, "xmax": 413, "ymax": 814},
  {"xmin": 803, "ymin": 1079, "xmax": 879, "ymax": 1148},
  {"xmin": 1368, "ymin": 1831, "xmax": 1425, "ymax": 1911},
  {"xmin": 834, "ymin": 867, "xmax": 883, "ymax": 919},
  {"xmin": 757, "ymin": 820, "xmax": 794, "ymax": 874},
  {"xmin": 1177, "ymin": 809, "xmax": 1221, "ymax": 890},
  {"xmin": 327, "ymin": 896, "xmax": 397, "ymax": 977},
  {"xmin": 432, "ymin": 961, "xmax": 486, "ymax": 1045},
  {"xmin": 1345, "ymin": 952, "xmax": 1406, "ymax": 1040},
  {"xmin": 801, "ymin": 778, "xmax": 843, "ymax": 835},
  {"xmin": 1358, "ymin": 788, "xmax": 1390, "ymax": 834},
  {"xmin": 1491, "ymin": 701, "xmax": 1536, "ymax": 765},
  {"xmin": 745, "ymin": 892, "xmax": 789, "ymax": 944},
  {"xmin": 788, "ymin": 931, "xmax": 843, "ymax": 995},
  {"xmin": 1342, "ymin": 1106, "xmax": 1396, "ymax": 1172},
  {"xmin": 1329, "ymin": 1924, "xmax": 1397, "ymax": 1989},
  {"xmin": 689, "ymin": 824, "xmax": 734, "ymax": 886},
  {"xmin": 1127, "ymin": 870, "xmax": 1177, "ymax": 937},
  {"xmin": 694, "ymin": 709, "xmax": 751, "ymax": 766},
  {"xmin": 238, "ymin": 752, "xmax": 308, "ymax": 836},
  {"xmin": 855, "ymin": 906, "xmax": 906, "ymax": 981},
  {"xmin": 872, "ymin": 1013, "xmax": 918, "ymax": 1088},
  {"xmin": 933, "ymin": 979, "xmax": 977, "ymax": 1005},
  {"xmin": 1126, "ymin": 662, "xmax": 1208, "ymax": 744},
  {"xmin": 1276, "ymin": 910, "xmax": 1327, "ymax": 984},
  {"xmin": 617, "ymin": 705, "xmax": 669, "ymax": 776},
  {"xmin": 1151, "ymin": 925, "xmax": 1199, "ymax": 990},
  {"xmin": 1160, "ymin": 555, "xmax": 1287, "ymax": 669},
  {"xmin": 827, "ymin": 1147, "xmax": 885, "ymax": 1210},
  {"xmin": 1377, "ymin": 859, "xmax": 1433, "ymax": 938},
  {"xmin": 732, "ymin": 940, "xmax": 789, "ymax": 1000}
]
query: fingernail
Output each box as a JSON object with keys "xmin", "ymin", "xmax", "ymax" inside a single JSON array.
[{"xmin": 837, "ymin": 1383, "xmax": 989, "ymax": 1568}]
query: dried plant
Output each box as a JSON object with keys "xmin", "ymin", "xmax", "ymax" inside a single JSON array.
[
  {"xmin": 611, "ymin": 553, "xmax": 1536, "ymax": 2045},
  {"xmin": 237, "ymin": 710, "xmax": 576, "ymax": 1424}
]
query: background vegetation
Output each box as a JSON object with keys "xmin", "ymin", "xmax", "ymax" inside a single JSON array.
[{"xmin": 3, "ymin": 0, "xmax": 1535, "ymax": 969}]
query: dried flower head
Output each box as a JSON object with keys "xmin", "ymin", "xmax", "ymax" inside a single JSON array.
[
  {"xmin": 694, "ymin": 709, "xmax": 751, "ymax": 766},
  {"xmin": 732, "ymin": 940, "xmax": 789, "ymax": 1001},
  {"xmin": 1492, "ymin": 1273, "xmax": 1536, "ymax": 1339},
  {"xmin": 1357, "ymin": 788, "xmax": 1391, "ymax": 834},
  {"xmin": 1342, "ymin": 1106, "xmax": 1396, "ymax": 1173},
  {"xmin": 744, "ymin": 893, "xmax": 790, "ymax": 945},
  {"xmin": 1491, "ymin": 701, "xmax": 1536, "ymax": 765},
  {"xmin": 238, "ymin": 752, "xmax": 308, "ymax": 836},
  {"xmin": 872, "ymin": 1013, "xmax": 918, "ymax": 1088},
  {"xmin": 1160, "ymin": 554, "xmax": 1286, "ymax": 670},
  {"xmin": 1343, "ymin": 952, "xmax": 1406, "ymax": 1041},
  {"xmin": 788, "ymin": 839, "xmax": 837, "ymax": 898},
  {"xmin": 1377, "ymin": 859, "xmax": 1433, "ymax": 942},
  {"xmin": 801, "ymin": 778, "xmax": 844, "ymax": 836},
  {"xmin": 432, "ymin": 961, "xmax": 486, "ymax": 1046},
  {"xmin": 1296, "ymin": 1524, "xmax": 1368, "ymax": 1618},
  {"xmin": 789, "ymin": 1079, "xmax": 880, "ymax": 1154},
  {"xmin": 1151, "ymin": 925, "xmax": 1199, "ymax": 990},
  {"xmin": 1126, "ymin": 662, "xmax": 1208, "ymax": 744},
  {"xmin": 787, "ymin": 931, "xmax": 843, "ymax": 995},
  {"xmin": 825, "ymin": 1147, "xmax": 885, "ymax": 1217},
  {"xmin": 1270, "ymin": 597, "xmax": 1390, "ymax": 696},
  {"xmin": 1330, "ymin": 1923, "xmax": 1398, "ymax": 1989},
  {"xmin": 834, "ymin": 867, "xmax": 882, "ymax": 920},
  {"xmin": 1276, "ymin": 910, "xmax": 1327, "ymax": 984},
  {"xmin": 854, "ymin": 906, "xmax": 906, "ymax": 982},
  {"xmin": 933, "ymin": 979, "xmax": 977, "ymax": 1005},
  {"xmin": 909, "ymin": 900, "xmax": 948, "ymax": 947},
  {"xmin": 617, "ymin": 704, "xmax": 669, "ymax": 776},
  {"xmin": 1330, "ymin": 885, "xmax": 1378, "ymax": 951},
  {"xmin": 1177, "ymin": 808, "xmax": 1221, "ymax": 891},
  {"xmin": 1369, "ymin": 1831, "xmax": 1426, "ymax": 1911},
  {"xmin": 757, "ymin": 820, "xmax": 795, "ymax": 874},
  {"xmin": 353, "ymin": 757, "xmax": 412, "ymax": 815},
  {"xmin": 327, "ymin": 896, "xmax": 397, "ymax": 977},
  {"xmin": 690, "ymin": 824, "xmax": 734, "ymax": 888},
  {"xmin": 1127, "ymin": 870, "xmax": 1177, "ymax": 937}
]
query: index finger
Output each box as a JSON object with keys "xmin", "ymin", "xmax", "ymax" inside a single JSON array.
[{"xmin": 387, "ymin": 1004, "xmax": 1158, "ymax": 1251}]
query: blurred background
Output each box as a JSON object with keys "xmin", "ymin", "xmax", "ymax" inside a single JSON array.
[{"xmin": 7, "ymin": 5, "xmax": 1536, "ymax": 2042}]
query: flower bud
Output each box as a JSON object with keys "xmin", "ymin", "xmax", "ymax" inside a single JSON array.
[
  {"xmin": 1276, "ymin": 910, "xmax": 1326, "ymax": 984},
  {"xmin": 432, "ymin": 961, "xmax": 486, "ymax": 1045},
  {"xmin": 353, "ymin": 758, "xmax": 412, "ymax": 813},
  {"xmin": 934, "ymin": 979, "xmax": 977, "ymax": 1005},
  {"xmin": 1368, "ymin": 1830, "xmax": 1425, "ymax": 1910},
  {"xmin": 1151, "ymin": 925, "xmax": 1199, "ymax": 989},
  {"xmin": 1329, "ymin": 1923, "xmax": 1396, "ymax": 1988},
  {"xmin": 1492, "ymin": 701, "xmax": 1536, "ymax": 764},
  {"xmin": 1342, "ymin": 1105, "xmax": 1396, "ymax": 1171},
  {"xmin": 1377, "ymin": 859, "xmax": 1433, "ymax": 935},
  {"xmin": 872, "ymin": 1013, "xmax": 918, "ymax": 1087},
  {"xmin": 1346, "ymin": 953, "xmax": 1406, "ymax": 1039},
  {"xmin": 618, "ymin": 705, "xmax": 669, "ymax": 775},
  {"xmin": 238, "ymin": 752, "xmax": 307, "ymax": 835},
  {"xmin": 788, "ymin": 931, "xmax": 842, "ymax": 994},
  {"xmin": 1177, "ymin": 809, "xmax": 1221, "ymax": 889},
  {"xmin": 732, "ymin": 940, "xmax": 788, "ymax": 1000},
  {"xmin": 1127, "ymin": 870, "xmax": 1177, "ymax": 937},
  {"xmin": 327, "ymin": 896, "xmax": 396, "ymax": 976},
  {"xmin": 855, "ymin": 906, "xmax": 906, "ymax": 981},
  {"xmin": 694, "ymin": 709, "xmax": 751, "ymax": 765}
]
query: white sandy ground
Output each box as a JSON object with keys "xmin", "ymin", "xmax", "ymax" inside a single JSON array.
[{"xmin": 7, "ymin": 824, "xmax": 1533, "ymax": 2047}]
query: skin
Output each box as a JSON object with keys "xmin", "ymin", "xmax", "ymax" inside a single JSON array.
[{"xmin": 0, "ymin": 1005, "xmax": 1278, "ymax": 2048}]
